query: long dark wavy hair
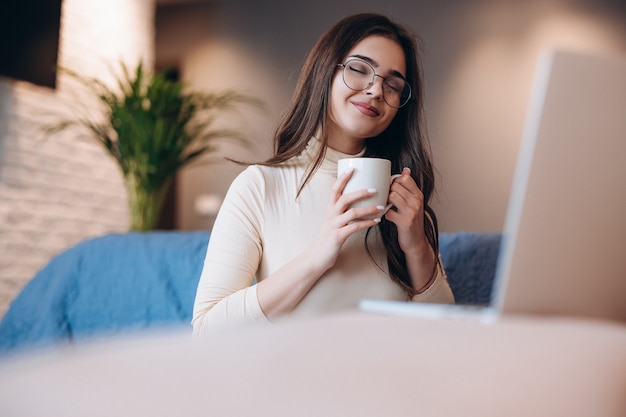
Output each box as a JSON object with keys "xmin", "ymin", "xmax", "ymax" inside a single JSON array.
[{"xmin": 259, "ymin": 13, "xmax": 439, "ymax": 297}]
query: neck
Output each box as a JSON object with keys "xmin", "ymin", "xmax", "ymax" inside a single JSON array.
[{"xmin": 326, "ymin": 136, "xmax": 365, "ymax": 155}]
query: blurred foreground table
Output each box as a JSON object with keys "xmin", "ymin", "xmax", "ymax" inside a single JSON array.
[{"xmin": 0, "ymin": 311, "xmax": 625, "ymax": 417}]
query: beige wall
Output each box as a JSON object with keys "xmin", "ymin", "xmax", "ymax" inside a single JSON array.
[{"xmin": 157, "ymin": 0, "xmax": 626, "ymax": 232}]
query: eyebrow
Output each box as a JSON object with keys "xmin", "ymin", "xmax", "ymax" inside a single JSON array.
[{"xmin": 348, "ymin": 54, "xmax": 407, "ymax": 80}]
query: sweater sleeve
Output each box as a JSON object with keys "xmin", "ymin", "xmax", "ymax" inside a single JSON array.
[
  {"xmin": 411, "ymin": 256, "xmax": 455, "ymax": 304},
  {"xmin": 192, "ymin": 167, "xmax": 271, "ymax": 335}
]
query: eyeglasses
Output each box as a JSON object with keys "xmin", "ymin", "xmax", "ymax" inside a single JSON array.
[{"xmin": 337, "ymin": 58, "xmax": 412, "ymax": 108}]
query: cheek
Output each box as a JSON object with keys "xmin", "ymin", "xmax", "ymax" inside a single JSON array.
[
  {"xmin": 330, "ymin": 76, "xmax": 348, "ymax": 103},
  {"xmin": 329, "ymin": 79, "xmax": 348, "ymax": 117},
  {"xmin": 377, "ymin": 110, "xmax": 399, "ymax": 132},
  {"xmin": 384, "ymin": 110, "xmax": 399, "ymax": 126}
]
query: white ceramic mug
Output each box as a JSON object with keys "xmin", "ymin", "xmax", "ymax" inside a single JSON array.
[{"xmin": 337, "ymin": 157, "xmax": 401, "ymax": 218}]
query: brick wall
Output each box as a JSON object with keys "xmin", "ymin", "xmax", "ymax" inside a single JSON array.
[{"xmin": 0, "ymin": 0, "xmax": 155, "ymax": 317}]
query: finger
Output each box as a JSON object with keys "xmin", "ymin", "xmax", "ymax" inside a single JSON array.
[
  {"xmin": 332, "ymin": 167, "xmax": 354, "ymax": 203},
  {"xmin": 388, "ymin": 169, "xmax": 424, "ymax": 217},
  {"xmin": 389, "ymin": 188, "xmax": 423, "ymax": 217},
  {"xmin": 337, "ymin": 216, "xmax": 382, "ymax": 240},
  {"xmin": 338, "ymin": 187, "xmax": 377, "ymax": 210},
  {"xmin": 340, "ymin": 204, "xmax": 386, "ymax": 224},
  {"xmin": 391, "ymin": 167, "xmax": 420, "ymax": 195}
]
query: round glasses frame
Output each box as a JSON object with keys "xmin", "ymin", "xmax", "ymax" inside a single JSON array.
[{"xmin": 337, "ymin": 58, "xmax": 412, "ymax": 108}]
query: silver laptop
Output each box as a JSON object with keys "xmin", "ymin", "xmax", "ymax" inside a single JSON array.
[{"xmin": 360, "ymin": 48, "xmax": 626, "ymax": 324}]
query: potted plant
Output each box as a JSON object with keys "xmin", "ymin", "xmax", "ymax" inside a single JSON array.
[{"xmin": 44, "ymin": 62, "xmax": 265, "ymax": 231}]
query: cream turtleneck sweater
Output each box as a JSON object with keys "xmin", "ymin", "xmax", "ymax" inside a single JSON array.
[{"xmin": 192, "ymin": 139, "xmax": 454, "ymax": 334}]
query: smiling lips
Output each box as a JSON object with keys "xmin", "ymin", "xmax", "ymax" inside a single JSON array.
[{"xmin": 352, "ymin": 101, "xmax": 380, "ymax": 117}]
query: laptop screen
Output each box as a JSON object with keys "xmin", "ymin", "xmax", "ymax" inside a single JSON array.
[{"xmin": 492, "ymin": 49, "xmax": 626, "ymax": 323}]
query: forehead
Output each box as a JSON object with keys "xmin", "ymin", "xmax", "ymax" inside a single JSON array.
[{"xmin": 344, "ymin": 35, "xmax": 407, "ymax": 75}]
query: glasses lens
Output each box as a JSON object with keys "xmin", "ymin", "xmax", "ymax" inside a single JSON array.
[
  {"xmin": 341, "ymin": 59, "xmax": 411, "ymax": 108},
  {"xmin": 342, "ymin": 59, "xmax": 374, "ymax": 91},
  {"xmin": 383, "ymin": 77, "xmax": 411, "ymax": 108}
]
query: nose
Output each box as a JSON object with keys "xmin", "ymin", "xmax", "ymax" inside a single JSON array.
[{"xmin": 366, "ymin": 75, "xmax": 385, "ymax": 100}]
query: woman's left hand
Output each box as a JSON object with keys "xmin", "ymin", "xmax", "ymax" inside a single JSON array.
[
  {"xmin": 384, "ymin": 168, "xmax": 429, "ymax": 254},
  {"xmin": 385, "ymin": 167, "xmax": 438, "ymax": 293}
]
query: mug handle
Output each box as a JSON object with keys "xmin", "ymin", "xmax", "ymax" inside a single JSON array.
[{"xmin": 381, "ymin": 174, "xmax": 403, "ymax": 215}]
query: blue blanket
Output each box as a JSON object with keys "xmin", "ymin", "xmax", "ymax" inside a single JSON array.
[
  {"xmin": 0, "ymin": 231, "xmax": 500, "ymax": 355},
  {"xmin": 439, "ymin": 232, "xmax": 501, "ymax": 306},
  {"xmin": 0, "ymin": 232, "xmax": 210, "ymax": 354}
]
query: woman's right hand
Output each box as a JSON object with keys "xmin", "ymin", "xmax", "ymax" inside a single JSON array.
[
  {"xmin": 309, "ymin": 167, "xmax": 385, "ymax": 273},
  {"xmin": 256, "ymin": 168, "xmax": 384, "ymax": 318}
]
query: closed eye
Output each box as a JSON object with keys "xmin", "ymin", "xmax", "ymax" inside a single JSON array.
[
  {"xmin": 348, "ymin": 62, "xmax": 369, "ymax": 75},
  {"xmin": 384, "ymin": 78, "xmax": 404, "ymax": 92}
]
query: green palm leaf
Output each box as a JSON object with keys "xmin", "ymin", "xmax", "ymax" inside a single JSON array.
[{"xmin": 43, "ymin": 61, "xmax": 266, "ymax": 230}]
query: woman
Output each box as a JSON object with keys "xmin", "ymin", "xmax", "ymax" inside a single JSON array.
[{"xmin": 192, "ymin": 13, "xmax": 454, "ymax": 334}]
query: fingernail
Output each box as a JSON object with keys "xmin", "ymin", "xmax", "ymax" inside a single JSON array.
[
  {"xmin": 373, "ymin": 217, "xmax": 381, "ymax": 223},
  {"xmin": 344, "ymin": 167, "xmax": 354, "ymax": 174},
  {"xmin": 367, "ymin": 188, "xmax": 377, "ymax": 193},
  {"xmin": 403, "ymin": 167, "xmax": 411, "ymax": 174},
  {"xmin": 376, "ymin": 205, "xmax": 385, "ymax": 211}
]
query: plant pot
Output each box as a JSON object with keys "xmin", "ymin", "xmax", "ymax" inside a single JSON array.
[{"xmin": 124, "ymin": 174, "xmax": 173, "ymax": 231}]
